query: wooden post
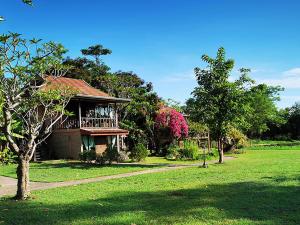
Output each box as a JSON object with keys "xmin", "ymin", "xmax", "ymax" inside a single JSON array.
[
  {"xmin": 208, "ymin": 132, "xmax": 211, "ymax": 154},
  {"xmin": 78, "ymin": 101, "xmax": 82, "ymax": 128}
]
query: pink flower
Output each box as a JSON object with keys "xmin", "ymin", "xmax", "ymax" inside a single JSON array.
[{"xmin": 155, "ymin": 109, "xmax": 188, "ymax": 139}]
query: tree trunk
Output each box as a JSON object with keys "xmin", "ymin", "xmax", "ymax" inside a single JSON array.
[
  {"xmin": 16, "ymin": 156, "xmax": 30, "ymax": 200},
  {"xmin": 218, "ymin": 138, "xmax": 224, "ymax": 163}
]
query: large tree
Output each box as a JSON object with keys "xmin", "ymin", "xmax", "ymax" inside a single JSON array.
[
  {"xmin": 63, "ymin": 44, "xmax": 111, "ymax": 85},
  {"xmin": 0, "ymin": 33, "xmax": 73, "ymax": 199},
  {"xmin": 188, "ymin": 47, "xmax": 252, "ymax": 163},
  {"xmin": 245, "ymin": 84, "xmax": 283, "ymax": 138}
]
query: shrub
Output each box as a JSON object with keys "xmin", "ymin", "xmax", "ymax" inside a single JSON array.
[
  {"xmin": 118, "ymin": 150, "xmax": 129, "ymax": 162},
  {"xmin": 0, "ymin": 148, "xmax": 17, "ymax": 164},
  {"xmin": 79, "ymin": 149, "xmax": 96, "ymax": 163},
  {"xmin": 129, "ymin": 143, "xmax": 149, "ymax": 162},
  {"xmin": 180, "ymin": 140, "xmax": 200, "ymax": 160},
  {"xmin": 95, "ymin": 146, "xmax": 121, "ymax": 165},
  {"xmin": 224, "ymin": 126, "xmax": 249, "ymax": 152},
  {"xmin": 166, "ymin": 144, "xmax": 180, "ymax": 159},
  {"xmin": 166, "ymin": 141, "xmax": 200, "ymax": 160}
]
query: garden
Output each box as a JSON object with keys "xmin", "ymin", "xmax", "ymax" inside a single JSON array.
[{"xmin": 0, "ymin": 2, "xmax": 300, "ymax": 224}]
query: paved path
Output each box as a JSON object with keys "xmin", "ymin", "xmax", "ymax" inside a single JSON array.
[{"xmin": 0, "ymin": 156, "xmax": 235, "ymax": 197}]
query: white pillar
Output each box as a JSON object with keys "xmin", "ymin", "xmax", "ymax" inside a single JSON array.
[{"xmin": 117, "ymin": 135, "xmax": 120, "ymax": 152}]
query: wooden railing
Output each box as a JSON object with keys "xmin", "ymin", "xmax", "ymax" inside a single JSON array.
[
  {"xmin": 53, "ymin": 117, "xmax": 116, "ymax": 129},
  {"xmin": 81, "ymin": 117, "xmax": 116, "ymax": 128},
  {"xmin": 53, "ymin": 118, "xmax": 80, "ymax": 129}
]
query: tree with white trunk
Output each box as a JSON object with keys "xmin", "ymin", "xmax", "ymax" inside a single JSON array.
[{"xmin": 0, "ymin": 32, "xmax": 74, "ymax": 200}]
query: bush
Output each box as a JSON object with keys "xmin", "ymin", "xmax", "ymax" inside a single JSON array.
[
  {"xmin": 0, "ymin": 148, "xmax": 17, "ymax": 165},
  {"xmin": 95, "ymin": 146, "xmax": 121, "ymax": 165},
  {"xmin": 182, "ymin": 140, "xmax": 200, "ymax": 159},
  {"xmin": 79, "ymin": 149, "xmax": 96, "ymax": 163},
  {"xmin": 166, "ymin": 141, "xmax": 200, "ymax": 160},
  {"xmin": 224, "ymin": 126, "xmax": 249, "ymax": 152},
  {"xmin": 118, "ymin": 150, "xmax": 129, "ymax": 162},
  {"xmin": 166, "ymin": 144, "xmax": 180, "ymax": 159},
  {"xmin": 129, "ymin": 143, "xmax": 149, "ymax": 162}
]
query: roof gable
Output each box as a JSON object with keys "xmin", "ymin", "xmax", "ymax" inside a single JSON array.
[{"xmin": 45, "ymin": 76, "xmax": 110, "ymax": 98}]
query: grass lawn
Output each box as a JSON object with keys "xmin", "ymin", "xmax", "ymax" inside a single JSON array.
[
  {"xmin": 0, "ymin": 160, "xmax": 160, "ymax": 182},
  {"xmin": 0, "ymin": 150, "xmax": 299, "ymax": 225},
  {"xmin": 244, "ymin": 140, "xmax": 300, "ymax": 150}
]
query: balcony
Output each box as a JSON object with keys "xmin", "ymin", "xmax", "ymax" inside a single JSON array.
[{"xmin": 53, "ymin": 117, "xmax": 117, "ymax": 129}]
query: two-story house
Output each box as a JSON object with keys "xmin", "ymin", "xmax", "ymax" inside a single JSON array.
[{"xmin": 42, "ymin": 76, "xmax": 130, "ymax": 160}]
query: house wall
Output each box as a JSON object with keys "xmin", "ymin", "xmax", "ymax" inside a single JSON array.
[
  {"xmin": 47, "ymin": 129, "xmax": 82, "ymax": 159},
  {"xmin": 95, "ymin": 136, "xmax": 108, "ymax": 156}
]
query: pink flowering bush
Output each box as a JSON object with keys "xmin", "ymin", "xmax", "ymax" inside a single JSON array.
[{"xmin": 155, "ymin": 109, "xmax": 188, "ymax": 139}]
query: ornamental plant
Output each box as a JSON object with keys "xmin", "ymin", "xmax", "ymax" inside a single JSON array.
[{"xmin": 155, "ymin": 109, "xmax": 188, "ymax": 139}]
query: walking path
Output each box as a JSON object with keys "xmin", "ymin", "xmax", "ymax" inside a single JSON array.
[{"xmin": 0, "ymin": 156, "xmax": 234, "ymax": 197}]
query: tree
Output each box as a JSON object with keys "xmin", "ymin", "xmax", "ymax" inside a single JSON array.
[
  {"xmin": 188, "ymin": 47, "xmax": 252, "ymax": 163},
  {"xmin": 63, "ymin": 44, "xmax": 111, "ymax": 85},
  {"xmin": 81, "ymin": 44, "xmax": 112, "ymax": 65},
  {"xmin": 0, "ymin": 33, "xmax": 74, "ymax": 200},
  {"xmin": 245, "ymin": 84, "xmax": 283, "ymax": 138}
]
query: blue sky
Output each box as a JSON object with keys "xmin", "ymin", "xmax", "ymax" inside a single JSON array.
[{"xmin": 1, "ymin": 0, "xmax": 300, "ymax": 108}]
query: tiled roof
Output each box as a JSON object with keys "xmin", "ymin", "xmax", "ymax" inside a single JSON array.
[{"xmin": 44, "ymin": 76, "xmax": 110, "ymax": 97}]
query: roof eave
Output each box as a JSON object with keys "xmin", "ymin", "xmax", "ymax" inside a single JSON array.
[{"xmin": 73, "ymin": 94, "xmax": 131, "ymax": 103}]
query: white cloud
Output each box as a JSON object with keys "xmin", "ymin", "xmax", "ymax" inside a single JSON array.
[
  {"xmin": 256, "ymin": 68, "xmax": 300, "ymax": 88},
  {"xmin": 282, "ymin": 68, "xmax": 300, "ymax": 78},
  {"xmin": 161, "ymin": 70, "xmax": 195, "ymax": 82}
]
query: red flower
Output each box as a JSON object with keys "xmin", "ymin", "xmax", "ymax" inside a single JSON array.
[{"xmin": 155, "ymin": 109, "xmax": 188, "ymax": 139}]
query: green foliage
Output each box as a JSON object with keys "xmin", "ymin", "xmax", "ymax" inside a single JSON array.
[
  {"xmin": 96, "ymin": 146, "xmax": 120, "ymax": 165},
  {"xmin": 181, "ymin": 140, "xmax": 200, "ymax": 160},
  {"xmin": 187, "ymin": 47, "xmax": 253, "ymax": 161},
  {"xmin": 81, "ymin": 44, "xmax": 112, "ymax": 65},
  {"xmin": 263, "ymin": 102, "xmax": 300, "ymax": 139},
  {"xmin": 166, "ymin": 143, "xmax": 181, "ymax": 159},
  {"xmin": 79, "ymin": 150, "xmax": 96, "ymax": 163},
  {"xmin": 0, "ymin": 148, "xmax": 17, "ymax": 164},
  {"xmin": 244, "ymin": 84, "xmax": 284, "ymax": 137},
  {"xmin": 225, "ymin": 126, "xmax": 249, "ymax": 150},
  {"xmin": 0, "ymin": 33, "xmax": 74, "ymax": 171},
  {"xmin": 187, "ymin": 120, "xmax": 208, "ymax": 137},
  {"xmin": 166, "ymin": 141, "xmax": 200, "ymax": 160},
  {"xmin": 163, "ymin": 98, "xmax": 183, "ymax": 112},
  {"xmin": 129, "ymin": 143, "xmax": 149, "ymax": 162}
]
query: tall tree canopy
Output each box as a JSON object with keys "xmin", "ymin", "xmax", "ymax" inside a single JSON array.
[
  {"xmin": 244, "ymin": 84, "xmax": 284, "ymax": 137},
  {"xmin": 187, "ymin": 47, "xmax": 253, "ymax": 163}
]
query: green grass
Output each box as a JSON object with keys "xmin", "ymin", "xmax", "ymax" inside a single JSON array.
[
  {"xmin": 244, "ymin": 144, "xmax": 300, "ymax": 150},
  {"xmin": 0, "ymin": 160, "xmax": 160, "ymax": 182},
  {"xmin": 143, "ymin": 154, "xmax": 216, "ymax": 165},
  {"xmin": 250, "ymin": 139, "xmax": 300, "ymax": 145},
  {"xmin": 244, "ymin": 139, "xmax": 300, "ymax": 150},
  {"xmin": 1, "ymin": 150, "xmax": 299, "ymax": 224}
]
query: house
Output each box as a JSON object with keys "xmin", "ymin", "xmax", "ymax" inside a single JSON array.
[{"xmin": 39, "ymin": 76, "xmax": 130, "ymax": 160}]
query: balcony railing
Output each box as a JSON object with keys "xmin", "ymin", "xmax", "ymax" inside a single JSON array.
[
  {"xmin": 53, "ymin": 117, "xmax": 116, "ymax": 129},
  {"xmin": 81, "ymin": 117, "xmax": 116, "ymax": 128}
]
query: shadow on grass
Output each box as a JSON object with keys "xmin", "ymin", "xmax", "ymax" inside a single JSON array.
[
  {"xmin": 31, "ymin": 161, "xmax": 161, "ymax": 170},
  {"xmin": 1, "ymin": 181, "xmax": 299, "ymax": 225}
]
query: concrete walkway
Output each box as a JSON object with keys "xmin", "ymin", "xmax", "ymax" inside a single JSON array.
[{"xmin": 0, "ymin": 156, "xmax": 235, "ymax": 197}]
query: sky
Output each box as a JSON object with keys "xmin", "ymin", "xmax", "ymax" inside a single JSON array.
[{"xmin": 1, "ymin": 0, "xmax": 300, "ymax": 108}]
